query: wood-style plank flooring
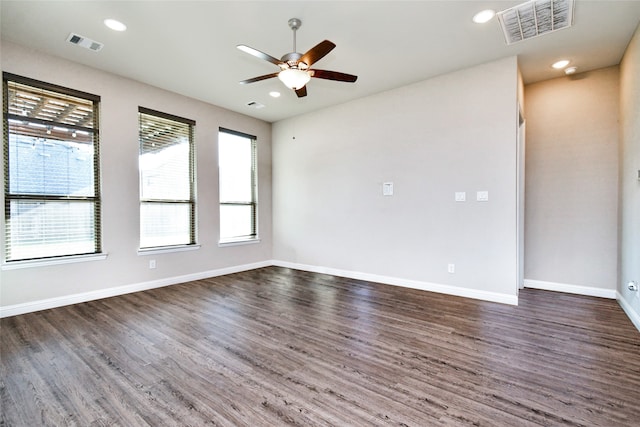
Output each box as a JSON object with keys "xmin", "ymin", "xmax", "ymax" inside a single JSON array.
[{"xmin": 1, "ymin": 266, "xmax": 639, "ymax": 426}]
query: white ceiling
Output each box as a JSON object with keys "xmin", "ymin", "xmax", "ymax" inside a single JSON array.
[{"xmin": 2, "ymin": 1, "xmax": 639, "ymax": 123}]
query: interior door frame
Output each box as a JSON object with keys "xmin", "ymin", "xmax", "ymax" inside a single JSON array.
[{"xmin": 516, "ymin": 106, "xmax": 526, "ymax": 292}]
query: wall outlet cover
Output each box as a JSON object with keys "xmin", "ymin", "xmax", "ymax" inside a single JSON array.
[{"xmin": 477, "ymin": 191, "xmax": 489, "ymax": 201}]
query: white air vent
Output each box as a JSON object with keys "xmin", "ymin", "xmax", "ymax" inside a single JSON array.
[
  {"xmin": 246, "ymin": 101, "xmax": 265, "ymax": 109},
  {"xmin": 67, "ymin": 33, "xmax": 103, "ymax": 51},
  {"xmin": 497, "ymin": 0, "xmax": 574, "ymax": 45}
]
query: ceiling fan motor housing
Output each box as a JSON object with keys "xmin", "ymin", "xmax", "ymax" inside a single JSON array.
[{"xmin": 281, "ymin": 52, "xmax": 306, "ymax": 69}]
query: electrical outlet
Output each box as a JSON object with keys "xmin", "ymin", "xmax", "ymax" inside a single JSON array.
[
  {"xmin": 630, "ymin": 281, "xmax": 640, "ymax": 301},
  {"xmin": 448, "ymin": 263, "xmax": 455, "ymax": 274},
  {"xmin": 149, "ymin": 259, "xmax": 156, "ymax": 269},
  {"xmin": 476, "ymin": 191, "xmax": 489, "ymax": 202},
  {"xmin": 627, "ymin": 281, "xmax": 640, "ymax": 303}
]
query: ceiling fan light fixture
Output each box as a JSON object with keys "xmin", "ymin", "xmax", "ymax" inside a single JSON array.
[{"xmin": 278, "ymin": 68, "xmax": 311, "ymax": 90}]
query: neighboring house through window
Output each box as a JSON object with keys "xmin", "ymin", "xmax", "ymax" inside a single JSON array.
[
  {"xmin": 218, "ymin": 128, "xmax": 257, "ymax": 243},
  {"xmin": 3, "ymin": 73, "xmax": 101, "ymax": 262},
  {"xmin": 138, "ymin": 107, "xmax": 196, "ymax": 249}
]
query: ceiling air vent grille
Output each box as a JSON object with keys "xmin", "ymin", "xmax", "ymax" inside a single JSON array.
[
  {"xmin": 246, "ymin": 101, "xmax": 265, "ymax": 109},
  {"xmin": 67, "ymin": 33, "xmax": 103, "ymax": 51},
  {"xmin": 497, "ymin": 0, "xmax": 574, "ymax": 45}
]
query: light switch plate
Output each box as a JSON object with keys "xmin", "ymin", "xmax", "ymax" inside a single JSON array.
[
  {"xmin": 477, "ymin": 191, "xmax": 489, "ymax": 202},
  {"xmin": 455, "ymin": 192, "xmax": 466, "ymax": 202},
  {"xmin": 383, "ymin": 182, "xmax": 394, "ymax": 196}
]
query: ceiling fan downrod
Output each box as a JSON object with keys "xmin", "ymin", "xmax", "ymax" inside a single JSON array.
[{"xmin": 288, "ymin": 18, "xmax": 302, "ymax": 53}]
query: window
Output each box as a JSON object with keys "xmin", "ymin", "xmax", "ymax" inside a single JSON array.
[
  {"xmin": 218, "ymin": 128, "xmax": 257, "ymax": 243},
  {"xmin": 138, "ymin": 108, "xmax": 195, "ymax": 249},
  {"xmin": 3, "ymin": 73, "xmax": 101, "ymax": 262}
]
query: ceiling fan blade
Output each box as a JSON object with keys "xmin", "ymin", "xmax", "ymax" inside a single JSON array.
[
  {"xmin": 310, "ymin": 69, "xmax": 358, "ymax": 83},
  {"xmin": 237, "ymin": 45, "xmax": 282, "ymax": 67},
  {"xmin": 299, "ymin": 40, "xmax": 336, "ymax": 67},
  {"xmin": 239, "ymin": 73, "xmax": 279, "ymax": 84},
  {"xmin": 295, "ymin": 86, "xmax": 307, "ymax": 98}
]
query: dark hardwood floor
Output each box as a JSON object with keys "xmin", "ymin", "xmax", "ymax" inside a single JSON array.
[{"xmin": 1, "ymin": 266, "xmax": 639, "ymax": 426}]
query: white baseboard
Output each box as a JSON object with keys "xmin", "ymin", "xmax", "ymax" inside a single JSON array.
[
  {"xmin": 4, "ymin": 261, "xmax": 636, "ymax": 334},
  {"xmin": 272, "ymin": 260, "xmax": 518, "ymax": 305},
  {"xmin": 0, "ymin": 260, "xmax": 271, "ymax": 318},
  {"xmin": 617, "ymin": 292, "xmax": 640, "ymax": 332},
  {"xmin": 523, "ymin": 279, "xmax": 617, "ymax": 299},
  {"xmin": 15, "ymin": 263, "xmax": 628, "ymax": 318}
]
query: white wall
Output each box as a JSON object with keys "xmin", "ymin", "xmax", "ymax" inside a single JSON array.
[
  {"xmin": 524, "ymin": 67, "xmax": 619, "ymax": 295},
  {"xmin": 618, "ymin": 23, "xmax": 640, "ymax": 328},
  {"xmin": 272, "ymin": 57, "xmax": 520, "ymax": 303},
  {"xmin": 0, "ymin": 41, "xmax": 272, "ymax": 313}
]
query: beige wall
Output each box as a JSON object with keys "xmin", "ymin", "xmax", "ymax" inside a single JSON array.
[
  {"xmin": 0, "ymin": 41, "xmax": 273, "ymax": 310},
  {"xmin": 524, "ymin": 67, "xmax": 619, "ymax": 292},
  {"xmin": 618, "ymin": 23, "xmax": 640, "ymax": 325},
  {"xmin": 272, "ymin": 57, "xmax": 520, "ymax": 303},
  {"xmin": 3, "ymin": 29, "xmax": 636, "ymax": 326}
]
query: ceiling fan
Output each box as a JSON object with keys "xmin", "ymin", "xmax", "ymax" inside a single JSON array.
[{"xmin": 237, "ymin": 18, "xmax": 357, "ymax": 98}]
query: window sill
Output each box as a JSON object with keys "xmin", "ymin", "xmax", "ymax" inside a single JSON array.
[
  {"xmin": 218, "ymin": 238, "xmax": 261, "ymax": 247},
  {"xmin": 137, "ymin": 244, "xmax": 201, "ymax": 256},
  {"xmin": 2, "ymin": 253, "xmax": 108, "ymax": 270}
]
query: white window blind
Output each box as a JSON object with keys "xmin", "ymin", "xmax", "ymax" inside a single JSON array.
[
  {"xmin": 218, "ymin": 128, "xmax": 257, "ymax": 242},
  {"xmin": 139, "ymin": 107, "xmax": 195, "ymax": 249},
  {"xmin": 3, "ymin": 73, "xmax": 101, "ymax": 262}
]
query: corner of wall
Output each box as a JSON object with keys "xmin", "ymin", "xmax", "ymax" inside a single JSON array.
[
  {"xmin": 618, "ymin": 22, "xmax": 640, "ymax": 328},
  {"xmin": 617, "ymin": 292, "xmax": 640, "ymax": 332}
]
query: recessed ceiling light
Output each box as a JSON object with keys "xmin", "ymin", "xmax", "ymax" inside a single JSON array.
[
  {"xmin": 552, "ymin": 59, "xmax": 570, "ymax": 69},
  {"xmin": 564, "ymin": 66, "xmax": 577, "ymax": 75},
  {"xmin": 104, "ymin": 18, "xmax": 127, "ymax": 32},
  {"xmin": 269, "ymin": 91, "xmax": 281, "ymax": 98},
  {"xmin": 473, "ymin": 9, "xmax": 496, "ymax": 24}
]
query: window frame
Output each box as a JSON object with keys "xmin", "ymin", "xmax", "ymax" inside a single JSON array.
[
  {"xmin": 3, "ymin": 72, "xmax": 102, "ymax": 263},
  {"xmin": 218, "ymin": 127, "xmax": 258, "ymax": 244},
  {"xmin": 138, "ymin": 107, "xmax": 196, "ymax": 250}
]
